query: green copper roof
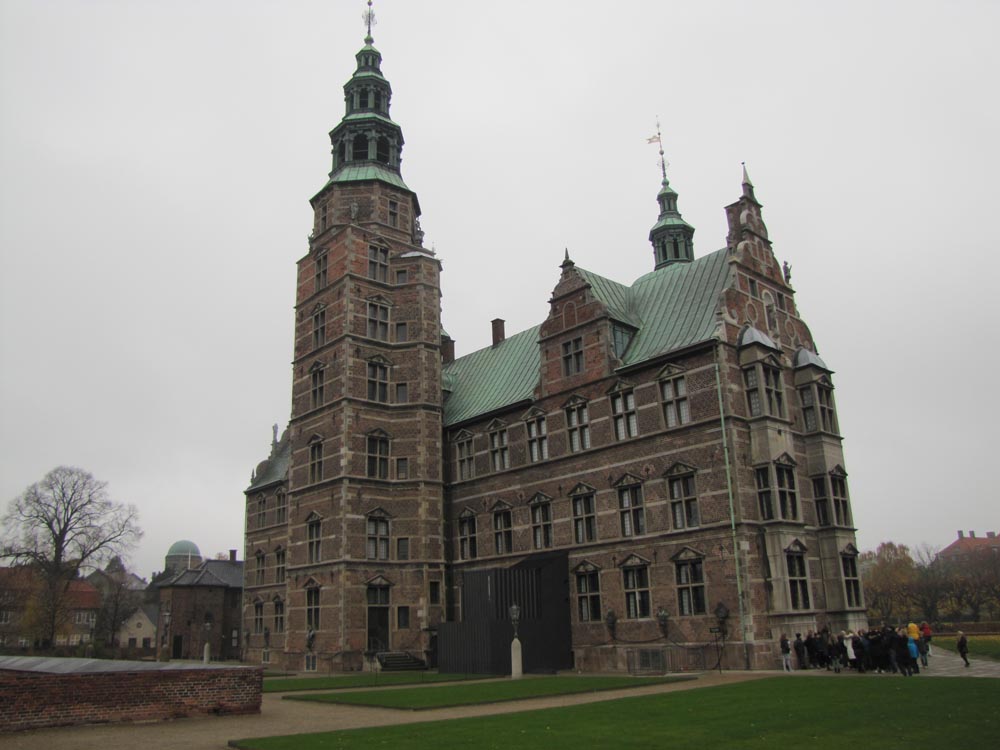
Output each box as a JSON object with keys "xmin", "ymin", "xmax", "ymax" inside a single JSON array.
[
  {"xmin": 650, "ymin": 215, "xmax": 694, "ymax": 232},
  {"xmin": 340, "ymin": 112, "xmax": 400, "ymax": 127},
  {"xmin": 323, "ymin": 163, "xmax": 410, "ymax": 192},
  {"xmin": 442, "ymin": 248, "xmax": 731, "ymax": 426},
  {"xmin": 443, "ymin": 325, "xmax": 541, "ymax": 426}
]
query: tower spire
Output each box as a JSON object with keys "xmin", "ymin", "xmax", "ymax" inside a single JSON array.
[
  {"xmin": 647, "ymin": 122, "xmax": 694, "ymax": 270},
  {"xmin": 363, "ymin": 0, "xmax": 376, "ymax": 45}
]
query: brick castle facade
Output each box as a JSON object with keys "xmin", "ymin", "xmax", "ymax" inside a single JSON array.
[{"xmin": 243, "ymin": 11, "xmax": 865, "ymax": 673}]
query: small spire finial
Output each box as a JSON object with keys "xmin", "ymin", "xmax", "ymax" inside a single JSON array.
[
  {"xmin": 741, "ymin": 162, "xmax": 756, "ymax": 200},
  {"xmin": 647, "ymin": 118, "xmax": 668, "ymax": 183},
  {"xmin": 363, "ymin": 0, "xmax": 376, "ymax": 44}
]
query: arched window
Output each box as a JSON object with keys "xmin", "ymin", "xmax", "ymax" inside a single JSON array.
[
  {"xmin": 376, "ymin": 137, "xmax": 390, "ymax": 164},
  {"xmin": 352, "ymin": 133, "xmax": 369, "ymax": 161}
]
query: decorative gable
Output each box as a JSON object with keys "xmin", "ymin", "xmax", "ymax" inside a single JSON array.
[
  {"xmin": 605, "ymin": 378, "xmax": 635, "ymax": 395},
  {"xmin": 366, "ymin": 506, "xmax": 391, "ymax": 519},
  {"xmin": 670, "ymin": 546, "xmax": 705, "ymax": 562},
  {"xmin": 365, "ymin": 293, "xmax": 392, "ymax": 307},
  {"xmin": 774, "ymin": 452, "xmax": 797, "ymax": 467},
  {"xmin": 302, "ymin": 576, "xmax": 321, "ymax": 589},
  {"xmin": 664, "ymin": 462, "xmax": 699, "ymax": 478},
  {"xmin": 458, "ymin": 507, "xmax": 477, "ymax": 519},
  {"xmin": 569, "ymin": 482, "xmax": 596, "ymax": 496},
  {"xmin": 573, "ymin": 559, "xmax": 601, "ymax": 574},
  {"xmin": 521, "ymin": 406, "xmax": 545, "ymax": 421},
  {"xmin": 830, "ymin": 464, "xmax": 848, "ymax": 477},
  {"xmin": 562, "ymin": 394, "xmax": 589, "ymax": 409},
  {"xmin": 656, "ymin": 363, "xmax": 687, "ymax": 379},
  {"xmin": 490, "ymin": 499, "xmax": 512, "ymax": 512},
  {"xmin": 366, "ymin": 353, "xmax": 393, "ymax": 366},
  {"xmin": 529, "ymin": 492, "xmax": 552, "ymax": 505},
  {"xmin": 365, "ymin": 574, "xmax": 393, "ymax": 587},
  {"xmin": 486, "ymin": 418, "xmax": 508, "ymax": 431},
  {"xmin": 784, "ymin": 539, "xmax": 808, "ymax": 554},
  {"xmin": 612, "ymin": 472, "xmax": 643, "ymax": 488},
  {"xmin": 842, "ymin": 543, "xmax": 859, "ymax": 556},
  {"xmin": 305, "ymin": 510, "xmax": 323, "ymax": 522},
  {"xmin": 619, "ymin": 553, "xmax": 651, "ymax": 568}
]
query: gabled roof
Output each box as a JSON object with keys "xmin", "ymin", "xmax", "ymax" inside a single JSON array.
[
  {"xmin": 442, "ymin": 247, "xmax": 731, "ymax": 426},
  {"xmin": 162, "ymin": 559, "xmax": 243, "ymax": 590},
  {"xmin": 442, "ymin": 325, "xmax": 541, "ymax": 426},
  {"xmin": 247, "ymin": 428, "xmax": 291, "ymax": 492}
]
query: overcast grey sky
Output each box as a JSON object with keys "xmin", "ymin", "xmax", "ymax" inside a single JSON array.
[{"xmin": 1, "ymin": 0, "xmax": 997, "ymax": 579}]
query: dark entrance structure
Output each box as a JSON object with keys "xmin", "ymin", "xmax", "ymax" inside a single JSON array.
[{"xmin": 438, "ymin": 552, "xmax": 572, "ymax": 674}]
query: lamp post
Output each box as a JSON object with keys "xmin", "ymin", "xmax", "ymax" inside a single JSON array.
[
  {"xmin": 656, "ymin": 607, "xmax": 670, "ymax": 639},
  {"xmin": 509, "ymin": 603, "xmax": 523, "ymax": 680}
]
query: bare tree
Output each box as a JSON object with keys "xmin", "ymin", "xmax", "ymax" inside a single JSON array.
[{"xmin": 2, "ymin": 467, "xmax": 142, "ymax": 646}]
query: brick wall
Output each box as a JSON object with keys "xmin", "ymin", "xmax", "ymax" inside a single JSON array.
[{"xmin": 0, "ymin": 665, "xmax": 261, "ymax": 732}]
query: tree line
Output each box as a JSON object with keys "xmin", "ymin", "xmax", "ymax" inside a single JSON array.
[{"xmin": 861, "ymin": 541, "xmax": 1000, "ymax": 625}]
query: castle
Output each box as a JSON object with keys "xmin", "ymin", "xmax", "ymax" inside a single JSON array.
[{"xmin": 243, "ymin": 8, "xmax": 865, "ymax": 673}]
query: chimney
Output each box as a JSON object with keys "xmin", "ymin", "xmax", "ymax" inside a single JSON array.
[
  {"xmin": 987, "ymin": 531, "xmax": 996, "ymax": 539},
  {"xmin": 491, "ymin": 318, "xmax": 505, "ymax": 347},
  {"xmin": 229, "ymin": 549, "xmax": 237, "ymax": 561},
  {"xmin": 969, "ymin": 530, "xmax": 976, "ymax": 538},
  {"xmin": 958, "ymin": 530, "xmax": 964, "ymax": 539},
  {"xmin": 441, "ymin": 334, "xmax": 455, "ymax": 365}
]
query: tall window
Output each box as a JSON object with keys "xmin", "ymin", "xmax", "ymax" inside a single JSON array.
[
  {"xmin": 309, "ymin": 440, "xmax": 323, "ymax": 484},
  {"xmin": 776, "ymin": 466, "xmax": 797, "ymax": 520},
  {"xmin": 744, "ymin": 367, "xmax": 761, "ymax": 417},
  {"xmin": 459, "ymin": 513, "xmax": 477, "ymax": 559},
  {"xmin": 253, "ymin": 601, "xmax": 264, "ymax": 633},
  {"xmin": 813, "ymin": 477, "xmax": 830, "ymax": 526},
  {"xmin": 669, "ymin": 474, "xmax": 699, "ymax": 529},
  {"xmin": 787, "ymin": 553, "xmax": 810, "ymax": 610},
  {"xmin": 273, "ymin": 599, "xmax": 285, "ymax": 633},
  {"xmin": 368, "ymin": 245, "xmax": 388, "ymax": 282},
  {"xmin": 831, "ymin": 475, "xmax": 851, "ymax": 526},
  {"xmin": 801, "ymin": 383, "xmax": 838, "ymax": 433},
  {"xmin": 319, "ymin": 202, "xmax": 329, "ymax": 232},
  {"xmin": 306, "ymin": 587, "xmax": 320, "ymax": 630},
  {"xmin": 388, "ymin": 200, "xmax": 398, "ymax": 228},
  {"xmin": 526, "ymin": 416, "xmax": 548, "ymax": 462},
  {"xmin": 276, "ymin": 491, "xmax": 287, "ymax": 525},
  {"xmin": 623, "ymin": 566, "xmax": 651, "ymax": 619},
  {"xmin": 562, "ymin": 337, "xmax": 583, "ymax": 376},
  {"xmin": 661, "ymin": 376, "xmax": 690, "ymax": 428},
  {"xmin": 367, "ymin": 302, "xmax": 389, "ymax": 340},
  {"xmin": 755, "ymin": 467, "xmax": 773, "ymax": 520},
  {"xmin": 842, "ymin": 555, "xmax": 861, "ymax": 607},
  {"xmin": 274, "ymin": 548, "xmax": 286, "ymax": 583},
  {"xmin": 315, "ymin": 253, "xmax": 328, "ymax": 291},
  {"xmin": 566, "ymin": 402, "xmax": 590, "ymax": 452},
  {"xmin": 255, "ymin": 551, "xmax": 265, "ymax": 585},
  {"xmin": 763, "ymin": 364, "xmax": 785, "ymax": 416},
  {"xmin": 611, "ymin": 324, "xmax": 633, "ymax": 358},
  {"xmin": 396, "ymin": 538, "xmax": 409, "ymax": 560},
  {"xmin": 396, "ymin": 457, "xmax": 408, "ymax": 479},
  {"xmin": 618, "ymin": 485, "xmax": 645, "ymax": 537},
  {"xmin": 395, "ymin": 382, "xmax": 408, "ymax": 403},
  {"xmin": 367, "ymin": 362, "xmax": 388, "ymax": 402},
  {"xmin": 493, "ymin": 508, "xmax": 513, "ymax": 555},
  {"xmin": 531, "ymin": 500, "xmax": 552, "ymax": 549},
  {"xmin": 312, "ymin": 309, "xmax": 326, "ymax": 349},
  {"xmin": 611, "ymin": 390, "xmax": 637, "ymax": 440},
  {"xmin": 307, "ymin": 519, "xmax": 321, "ymax": 563},
  {"xmin": 489, "ymin": 428, "xmax": 509, "ymax": 471},
  {"xmin": 573, "ymin": 493, "xmax": 596, "ymax": 543},
  {"xmin": 457, "ymin": 436, "xmax": 474, "ymax": 480},
  {"xmin": 576, "ymin": 570, "xmax": 601, "ymax": 621},
  {"xmin": 366, "ymin": 515, "xmax": 389, "ymax": 560},
  {"xmin": 367, "ymin": 435, "xmax": 389, "ymax": 479},
  {"xmin": 311, "ymin": 367, "xmax": 325, "ymax": 408},
  {"xmin": 256, "ymin": 496, "xmax": 266, "ymax": 528},
  {"xmin": 676, "ymin": 559, "xmax": 706, "ymax": 615},
  {"xmin": 395, "ymin": 322, "xmax": 407, "ymax": 342}
]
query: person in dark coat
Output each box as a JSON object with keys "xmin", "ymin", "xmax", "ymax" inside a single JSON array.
[
  {"xmin": 780, "ymin": 634, "xmax": 792, "ymax": 672},
  {"xmin": 957, "ymin": 631, "xmax": 970, "ymax": 667},
  {"xmin": 793, "ymin": 633, "xmax": 807, "ymax": 669}
]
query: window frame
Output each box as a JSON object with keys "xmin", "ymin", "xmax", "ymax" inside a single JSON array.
[
  {"xmin": 576, "ymin": 569, "xmax": 601, "ymax": 622},
  {"xmin": 623, "ymin": 565, "xmax": 651, "ymax": 619},
  {"xmin": 526, "ymin": 415, "xmax": 548, "ymax": 463},
  {"xmin": 493, "ymin": 507, "xmax": 513, "ymax": 555},
  {"xmin": 368, "ymin": 245, "xmax": 388, "ymax": 282},
  {"xmin": 787, "ymin": 552, "xmax": 810, "ymax": 610},
  {"xmin": 456, "ymin": 435, "xmax": 475, "ymax": 480},
  {"xmin": 366, "ymin": 434, "xmax": 390, "ymax": 479},
  {"xmin": 458, "ymin": 512, "xmax": 478, "ymax": 559},
  {"xmin": 530, "ymin": 499, "xmax": 553, "ymax": 550},
  {"xmin": 366, "ymin": 301, "xmax": 390, "ymax": 340},
  {"xmin": 661, "ymin": 375, "xmax": 691, "ymax": 428},
  {"xmin": 367, "ymin": 361, "xmax": 389, "ymax": 402},
  {"xmin": 562, "ymin": 337, "xmax": 583, "ymax": 376},
  {"xmin": 669, "ymin": 474, "xmax": 699, "ymax": 529},
  {"xmin": 566, "ymin": 401, "xmax": 591, "ymax": 452},
  {"xmin": 306, "ymin": 587, "xmax": 320, "ymax": 630},
  {"xmin": 676, "ymin": 559, "xmax": 706, "ymax": 616},
  {"xmin": 572, "ymin": 492, "xmax": 597, "ymax": 544},
  {"xmin": 366, "ymin": 515, "xmax": 390, "ymax": 560},
  {"xmin": 307, "ymin": 519, "xmax": 321, "ymax": 564},
  {"xmin": 618, "ymin": 484, "xmax": 646, "ymax": 537},
  {"xmin": 611, "ymin": 389, "xmax": 637, "ymax": 440},
  {"xmin": 489, "ymin": 427, "xmax": 509, "ymax": 472}
]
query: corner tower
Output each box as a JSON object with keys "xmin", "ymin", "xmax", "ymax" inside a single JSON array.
[{"xmin": 271, "ymin": 1, "xmax": 445, "ymax": 673}]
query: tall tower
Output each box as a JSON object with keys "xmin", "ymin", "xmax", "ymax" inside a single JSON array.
[
  {"xmin": 647, "ymin": 132, "xmax": 695, "ymax": 269},
  {"xmin": 285, "ymin": 3, "xmax": 445, "ymax": 671}
]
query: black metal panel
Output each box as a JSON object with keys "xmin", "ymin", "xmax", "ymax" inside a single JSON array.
[{"xmin": 439, "ymin": 551, "xmax": 572, "ymax": 674}]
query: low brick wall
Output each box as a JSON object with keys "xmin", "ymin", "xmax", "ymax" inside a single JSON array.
[{"xmin": 0, "ymin": 661, "xmax": 262, "ymax": 732}]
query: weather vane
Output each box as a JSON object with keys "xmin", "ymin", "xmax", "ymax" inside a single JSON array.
[
  {"xmin": 647, "ymin": 118, "xmax": 669, "ymax": 181},
  {"xmin": 363, "ymin": 0, "xmax": 377, "ymax": 44}
]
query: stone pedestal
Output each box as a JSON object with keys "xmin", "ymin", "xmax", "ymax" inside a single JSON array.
[{"xmin": 511, "ymin": 637, "xmax": 522, "ymax": 679}]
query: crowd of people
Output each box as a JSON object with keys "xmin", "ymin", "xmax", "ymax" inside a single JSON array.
[{"xmin": 778, "ymin": 622, "xmax": 971, "ymax": 675}]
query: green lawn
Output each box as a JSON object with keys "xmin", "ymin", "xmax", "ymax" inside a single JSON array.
[
  {"xmin": 264, "ymin": 672, "xmax": 486, "ymax": 693},
  {"xmin": 233, "ymin": 676, "xmax": 999, "ymax": 750},
  {"xmin": 283, "ymin": 674, "xmax": 692, "ymax": 709},
  {"xmin": 933, "ymin": 634, "xmax": 1000, "ymax": 661}
]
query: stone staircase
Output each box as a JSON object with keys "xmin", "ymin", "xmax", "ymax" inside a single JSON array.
[{"xmin": 377, "ymin": 651, "xmax": 427, "ymax": 671}]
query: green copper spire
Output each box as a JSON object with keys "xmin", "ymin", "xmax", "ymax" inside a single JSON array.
[
  {"xmin": 648, "ymin": 126, "xmax": 694, "ymax": 270},
  {"xmin": 323, "ymin": 0, "xmax": 409, "ymax": 191}
]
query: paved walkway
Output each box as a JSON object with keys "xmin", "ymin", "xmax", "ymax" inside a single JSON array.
[{"xmin": 5, "ymin": 653, "xmax": 998, "ymax": 750}]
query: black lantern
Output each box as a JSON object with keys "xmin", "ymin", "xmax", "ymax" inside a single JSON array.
[
  {"xmin": 509, "ymin": 603, "xmax": 521, "ymax": 638},
  {"xmin": 656, "ymin": 606, "xmax": 670, "ymax": 638}
]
